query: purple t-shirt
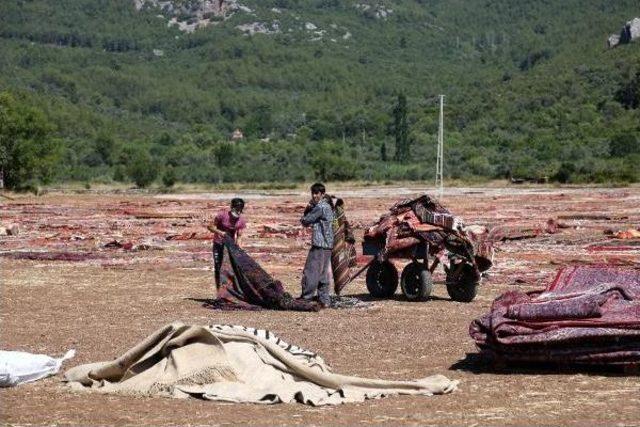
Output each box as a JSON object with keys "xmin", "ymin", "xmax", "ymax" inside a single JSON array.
[{"xmin": 213, "ymin": 210, "xmax": 246, "ymax": 244}]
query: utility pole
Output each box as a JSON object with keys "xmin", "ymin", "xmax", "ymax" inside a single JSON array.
[{"xmin": 435, "ymin": 95, "xmax": 444, "ymax": 199}]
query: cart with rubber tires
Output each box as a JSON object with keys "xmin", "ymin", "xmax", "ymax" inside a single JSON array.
[
  {"xmin": 353, "ymin": 194, "xmax": 493, "ymax": 302},
  {"xmin": 361, "ymin": 236, "xmax": 486, "ymax": 302}
]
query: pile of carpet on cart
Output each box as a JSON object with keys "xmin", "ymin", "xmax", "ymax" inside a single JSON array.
[
  {"xmin": 364, "ymin": 194, "xmax": 493, "ymax": 270},
  {"xmin": 470, "ymin": 265, "xmax": 640, "ymax": 366}
]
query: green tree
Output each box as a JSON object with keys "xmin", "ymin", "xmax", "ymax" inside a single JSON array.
[
  {"xmin": 610, "ymin": 133, "xmax": 640, "ymax": 157},
  {"xmin": 553, "ymin": 162, "xmax": 575, "ymax": 183},
  {"xmin": 127, "ymin": 150, "xmax": 157, "ymax": 188},
  {"xmin": 393, "ymin": 94, "xmax": 409, "ymax": 162},
  {"xmin": 245, "ymin": 105, "xmax": 273, "ymax": 138},
  {"xmin": 615, "ymin": 71, "xmax": 640, "ymax": 110},
  {"xmin": 95, "ymin": 133, "xmax": 115, "ymax": 166},
  {"xmin": 162, "ymin": 166, "xmax": 176, "ymax": 187},
  {"xmin": 213, "ymin": 142, "xmax": 234, "ymax": 183},
  {"xmin": 0, "ymin": 92, "xmax": 59, "ymax": 189},
  {"xmin": 214, "ymin": 143, "xmax": 234, "ymax": 167}
]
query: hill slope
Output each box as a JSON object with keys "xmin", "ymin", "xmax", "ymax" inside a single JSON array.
[{"xmin": 0, "ymin": 0, "xmax": 639, "ymax": 185}]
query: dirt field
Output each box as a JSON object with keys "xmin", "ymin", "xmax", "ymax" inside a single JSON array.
[{"xmin": 1, "ymin": 185, "xmax": 639, "ymax": 426}]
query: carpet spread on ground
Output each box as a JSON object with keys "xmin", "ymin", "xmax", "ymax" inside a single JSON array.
[
  {"xmin": 470, "ymin": 265, "xmax": 640, "ymax": 366},
  {"xmin": 2, "ymin": 187, "xmax": 640, "ymax": 425},
  {"xmin": 64, "ymin": 322, "xmax": 457, "ymax": 406}
]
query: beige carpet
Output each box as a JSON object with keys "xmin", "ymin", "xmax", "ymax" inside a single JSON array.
[{"xmin": 64, "ymin": 322, "xmax": 458, "ymax": 405}]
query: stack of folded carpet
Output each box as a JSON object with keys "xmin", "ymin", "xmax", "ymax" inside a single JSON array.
[{"xmin": 470, "ymin": 265, "xmax": 640, "ymax": 366}]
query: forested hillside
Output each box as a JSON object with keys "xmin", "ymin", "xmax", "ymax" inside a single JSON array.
[{"xmin": 1, "ymin": 0, "xmax": 639, "ymax": 188}]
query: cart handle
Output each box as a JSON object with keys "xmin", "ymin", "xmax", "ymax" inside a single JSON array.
[{"xmin": 345, "ymin": 258, "xmax": 375, "ymax": 285}]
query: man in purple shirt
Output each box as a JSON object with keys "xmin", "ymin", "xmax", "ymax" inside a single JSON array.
[{"xmin": 206, "ymin": 198, "xmax": 246, "ymax": 288}]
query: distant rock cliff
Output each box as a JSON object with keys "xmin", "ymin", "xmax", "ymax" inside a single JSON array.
[
  {"xmin": 134, "ymin": 0, "xmax": 244, "ymax": 33},
  {"xmin": 132, "ymin": 0, "xmax": 356, "ymax": 41},
  {"xmin": 608, "ymin": 17, "xmax": 640, "ymax": 48}
]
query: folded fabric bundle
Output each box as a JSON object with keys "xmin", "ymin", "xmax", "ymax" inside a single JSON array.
[
  {"xmin": 487, "ymin": 219, "xmax": 559, "ymax": 242},
  {"xmin": 470, "ymin": 265, "xmax": 640, "ymax": 366},
  {"xmin": 206, "ymin": 236, "xmax": 319, "ymax": 311},
  {"xmin": 331, "ymin": 199, "xmax": 357, "ymax": 295},
  {"xmin": 64, "ymin": 323, "xmax": 457, "ymax": 405},
  {"xmin": 1, "ymin": 349, "xmax": 75, "ymax": 387}
]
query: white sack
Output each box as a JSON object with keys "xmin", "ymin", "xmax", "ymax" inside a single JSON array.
[{"xmin": 0, "ymin": 349, "xmax": 75, "ymax": 387}]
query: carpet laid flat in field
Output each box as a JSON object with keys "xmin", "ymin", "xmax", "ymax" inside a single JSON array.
[
  {"xmin": 64, "ymin": 323, "xmax": 457, "ymax": 405},
  {"xmin": 470, "ymin": 265, "xmax": 640, "ymax": 366}
]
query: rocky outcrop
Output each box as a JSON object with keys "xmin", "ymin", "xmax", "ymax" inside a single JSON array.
[
  {"xmin": 608, "ymin": 17, "xmax": 640, "ymax": 48},
  {"xmin": 236, "ymin": 21, "xmax": 280, "ymax": 36},
  {"xmin": 134, "ymin": 0, "xmax": 243, "ymax": 33},
  {"xmin": 355, "ymin": 2, "xmax": 393, "ymax": 20},
  {"xmin": 133, "ymin": 0, "xmax": 352, "ymax": 41}
]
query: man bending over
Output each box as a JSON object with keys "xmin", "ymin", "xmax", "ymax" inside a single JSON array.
[{"xmin": 207, "ymin": 198, "xmax": 246, "ymax": 288}]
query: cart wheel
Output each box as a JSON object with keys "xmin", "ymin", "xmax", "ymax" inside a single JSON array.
[
  {"xmin": 366, "ymin": 260, "xmax": 398, "ymax": 298},
  {"xmin": 446, "ymin": 263, "xmax": 479, "ymax": 303},
  {"xmin": 400, "ymin": 262, "xmax": 433, "ymax": 301}
]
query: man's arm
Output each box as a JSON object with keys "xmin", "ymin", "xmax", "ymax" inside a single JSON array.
[
  {"xmin": 207, "ymin": 224, "xmax": 225, "ymax": 236},
  {"xmin": 303, "ymin": 203, "xmax": 313, "ymax": 215},
  {"xmin": 206, "ymin": 214, "xmax": 226, "ymax": 237},
  {"xmin": 301, "ymin": 203, "xmax": 323, "ymax": 226},
  {"xmin": 234, "ymin": 220, "xmax": 246, "ymax": 247}
]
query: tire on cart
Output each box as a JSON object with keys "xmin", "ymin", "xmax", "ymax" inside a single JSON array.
[
  {"xmin": 366, "ymin": 260, "xmax": 398, "ymax": 298},
  {"xmin": 446, "ymin": 263, "xmax": 479, "ymax": 303},
  {"xmin": 400, "ymin": 262, "xmax": 433, "ymax": 301}
]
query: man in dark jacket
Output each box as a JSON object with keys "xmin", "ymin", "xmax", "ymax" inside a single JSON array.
[{"xmin": 300, "ymin": 182, "xmax": 334, "ymax": 307}]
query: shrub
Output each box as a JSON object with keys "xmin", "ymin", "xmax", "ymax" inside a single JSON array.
[
  {"xmin": 112, "ymin": 164, "xmax": 127, "ymax": 182},
  {"xmin": 609, "ymin": 133, "xmax": 639, "ymax": 157},
  {"xmin": 553, "ymin": 162, "xmax": 575, "ymax": 183},
  {"xmin": 162, "ymin": 167, "xmax": 177, "ymax": 187},
  {"xmin": 127, "ymin": 151, "xmax": 157, "ymax": 188}
]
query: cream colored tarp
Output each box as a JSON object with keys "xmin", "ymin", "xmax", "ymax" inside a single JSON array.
[{"xmin": 64, "ymin": 322, "xmax": 457, "ymax": 406}]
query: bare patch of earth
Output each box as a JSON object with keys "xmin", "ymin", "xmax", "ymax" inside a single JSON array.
[{"xmin": 1, "ymin": 186, "xmax": 639, "ymax": 425}]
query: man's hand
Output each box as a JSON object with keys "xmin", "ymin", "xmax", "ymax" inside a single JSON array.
[
  {"xmin": 206, "ymin": 224, "xmax": 224, "ymax": 236},
  {"xmin": 303, "ymin": 201, "xmax": 314, "ymax": 216}
]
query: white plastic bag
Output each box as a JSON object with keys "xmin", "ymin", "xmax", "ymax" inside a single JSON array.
[{"xmin": 0, "ymin": 349, "xmax": 75, "ymax": 387}]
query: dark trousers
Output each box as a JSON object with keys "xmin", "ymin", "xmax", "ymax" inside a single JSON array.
[
  {"xmin": 213, "ymin": 242, "xmax": 224, "ymax": 289},
  {"xmin": 301, "ymin": 247, "xmax": 332, "ymax": 305}
]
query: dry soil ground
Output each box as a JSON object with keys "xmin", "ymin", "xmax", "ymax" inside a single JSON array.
[{"xmin": 1, "ymin": 185, "xmax": 639, "ymax": 426}]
